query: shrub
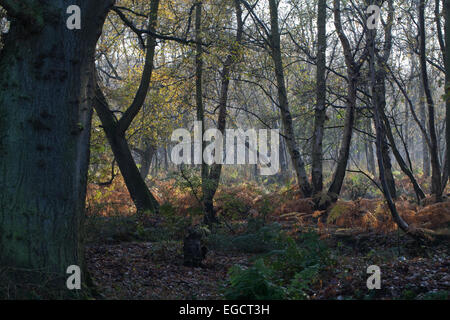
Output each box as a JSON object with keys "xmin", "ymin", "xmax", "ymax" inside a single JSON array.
[
  {"xmin": 207, "ymin": 219, "xmax": 285, "ymax": 253},
  {"xmin": 420, "ymin": 291, "xmax": 449, "ymax": 300},
  {"xmin": 415, "ymin": 202, "xmax": 450, "ymax": 230},
  {"xmin": 224, "ymin": 231, "xmax": 333, "ymax": 300},
  {"xmin": 327, "ymin": 201, "xmax": 358, "ymax": 226},
  {"xmin": 215, "ymin": 182, "xmax": 264, "ymax": 219},
  {"xmin": 231, "ymin": 221, "xmax": 285, "ymax": 253},
  {"xmin": 84, "ymin": 214, "xmax": 138, "ymax": 244},
  {"xmin": 225, "ymin": 259, "xmax": 285, "ymax": 300},
  {"xmin": 216, "ymin": 192, "xmax": 251, "ymax": 220},
  {"xmin": 274, "ymin": 198, "xmax": 315, "ymax": 216},
  {"xmin": 86, "ymin": 176, "xmax": 135, "ymax": 217},
  {"xmin": 265, "ymin": 232, "xmax": 332, "ymax": 281},
  {"xmin": 286, "ymin": 266, "xmax": 321, "ymax": 300},
  {"xmin": 136, "ymin": 202, "xmax": 193, "ymax": 242}
]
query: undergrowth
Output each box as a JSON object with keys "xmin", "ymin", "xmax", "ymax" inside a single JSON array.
[{"xmin": 224, "ymin": 231, "xmax": 334, "ymax": 300}]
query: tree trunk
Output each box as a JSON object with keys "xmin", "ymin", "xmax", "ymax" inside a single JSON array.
[
  {"xmin": 203, "ymin": 0, "xmax": 243, "ymax": 225},
  {"xmin": 94, "ymin": 0, "xmax": 160, "ymax": 213},
  {"xmin": 328, "ymin": 0, "xmax": 359, "ymax": 201},
  {"xmin": 95, "ymin": 87, "xmax": 160, "ymax": 213},
  {"xmin": 140, "ymin": 145, "xmax": 155, "ymax": 180},
  {"xmin": 373, "ymin": 69, "xmax": 397, "ymax": 199},
  {"xmin": 381, "ymin": 112, "xmax": 426, "ymax": 201},
  {"xmin": 365, "ymin": 119, "xmax": 376, "ymax": 175},
  {"xmin": 279, "ymin": 127, "xmax": 289, "ymax": 181},
  {"xmin": 445, "ymin": 0, "xmax": 450, "ymax": 188},
  {"xmin": 368, "ymin": 27, "xmax": 410, "ymax": 235},
  {"xmin": 327, "ymin": 81, "xmax": 356, "ymax": 200},
  {"xmin": 419, "ymin": 81, "xmax": 431, "ymax": 178},
  {"xmin": 269, "ymin": 0, "xmax": 312, "ymax": 197},
  {"xmin": 311, "ymin": 0, "xmax": 327, "ymax": 195},
  {"xmin": 419, "ymin": 0, "xmax": 443, "ymax": 199},
  {"xmin": 193, "ymin": 0, "xmax": 214, "ymax": 224},
  {"xmin": 0, "ymin": 0, "xmax": 113, "ymax": 287},
  {"xmin": 164, "ymin": 146, "xmax": 168, "ymax": 170}
]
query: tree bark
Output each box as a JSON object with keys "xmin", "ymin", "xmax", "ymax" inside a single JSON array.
[
  {"xmin": 140, "ymin": 145, "xmax": 155, "ymax": 180},
  {"xmin": 133, "ymin": 143, "xmax": 155, "ymax": 180},
  {"xmin": 328, "ymin": 0, "xmax": 360, "ymax": 201},
  {"xmin": 373, "ymin": 70, "xmax": 397, "ymax": 199},
  {"xmin": 370, "ymin": 0, "xmax": 397, "ymax": 199},
  {"xmin": 94, "ymin": 0, "xmax": 160, "ymax": 213},
  {"xmin": 0, "ymin": 0, "xmax": 113, "ymax": 285},
  {"xmin": 95, "ymin": 86, "xmax": 159, "ymax": 213},
  {"xmin": 381, "ymin": 113, "xmax": 426, "ymax": 201},
  {"xmin": 192, "ymin": 0, "xmax": 213, "ymax": 224},
  {"xmin": 365, "ymin": 119, "xmax": 376, "ymax": 175},
  {"xmin": 419, "ymin": 0, "xmax": 443, "ymax": 199},
  {"xmin": 369, "ymin": 28, "xmax": 410, "ymax": 235},
  {"xmin": 311, "ymin": 0, "xmax": 327, "ymax": 195},
  {"xmin": 203, "ymin": 0, "xmax": 243, "ymax": 225},
  {"xmin": 445, "ymin": 0, "xmax": 450, "ymax": 189},
  {"xmin": 419, "ymin": 81, "xmax": 431, "ymax": 178},
  {"xmin": 269, "ymin": 0, "xmax": 312, "ymax": 197}
]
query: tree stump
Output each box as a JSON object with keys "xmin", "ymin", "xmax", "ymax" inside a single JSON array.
[{"xmin": 183, "ymin": 227, "xmax": 207, "ymax": 267}]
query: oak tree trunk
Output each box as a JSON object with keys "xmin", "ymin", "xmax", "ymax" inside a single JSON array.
[{"xmin": 0, "ymin": 0, "xmax": 113, "ymax": 286}]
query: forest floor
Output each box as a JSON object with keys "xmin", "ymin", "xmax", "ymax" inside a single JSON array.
[
  {"xmin": 85, "ymin": 179, "xmax": 449, "ymax": 300},
  {"xmin": 86, "ymin": 231, "xmax": 449, "ymax": 300}
]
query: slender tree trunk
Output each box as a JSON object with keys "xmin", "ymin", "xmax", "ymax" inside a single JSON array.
[
  {"xmin": 419, "ymin": 0, "xmax": 443, "ymax": 199},
  {"xmin": 366, "ymin": 119, "xmax": 376, "ymax": 175},
  {"xmin": 269, "ymin": 0, "xmax": 312, "ymax": 197},
  {"xmin": 442, "ymin": 151, "xmax": 449, "ymax": 193},
  {"xmin": 164, "ymin": 146, "xmax": 168, "ymax": 170},
  {"xmin": 312, "ymin": 0, "xmax": 327, "ymax": 195},
  {"xmin": 419, "ymin": 81, "xmax": 431, "ymax": 178},
  {"xmin": 193, "ymin": 0, "xmax": 212, "ymax": 224},
  {"xmin": 153, "ymin": 150, "xmax": 159, "ymax": 175},
  {"xmin": 405, "ymin": 55, "xmax": 415, "ymax": 169},
  {"xmin": 327, "ymin": 81, "xmax": 356, "ymax": 200},
  {"xmin": 373, "ymin": 70, "xmax": 397, "ymax": 199},
  {"xmin": 381, "ymin": 108, "xmax": 426, "ymax": 201},
  {"xmin": 203, "ymin": 0, "xmax": 243, "ymax": 225},
  {"xmin": 0, "ymin": 0, "xmax": 113, "ymax": 287},
  {"xmin": 364, "ymin": 0, "xmax": 397, "ymax": 198},
  {"xmin": 368, "ymin": 27, "xmax": 410, "ymax": 234},
  {"xmin": 328, "ymin": 0, "xmax": 359, "ymax": 201},
  {"xmin": 138, "ymin": 144, "xmax": 155, "ymax": 180},
  {"xmin": 445, "ymin": 0, "xmax": 450, "ymax": 188},
  {"xmin": 278, "ymin": 121, "xmax": 289, "ymax": 182}
]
